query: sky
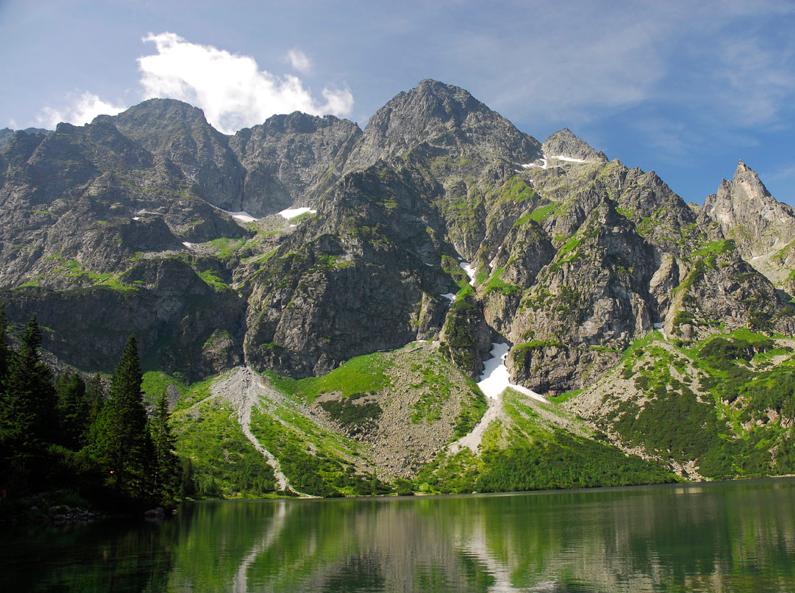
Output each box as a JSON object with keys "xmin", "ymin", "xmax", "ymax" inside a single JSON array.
[{"xmin": 1, "ymin": 0, "xmax": 794, "ymax": 203}]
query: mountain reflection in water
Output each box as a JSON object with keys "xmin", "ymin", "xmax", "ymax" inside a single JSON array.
[{"xmin": 2, "ymin": 479, "xmax": 795, "ymax": 593}]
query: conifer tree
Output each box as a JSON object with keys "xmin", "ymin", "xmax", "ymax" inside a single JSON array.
[
  {"xmin": 56, "ymin": 372, "xmax": 88, "ymax": 450},
  {"xmin": 0, "ymin": 317, "xmax": 58, "ymax": 486},
  {"xmin": 89, "ymin": 337, "xmax": 153, "ymax": 501},
  {"xmin": 149, "ymin": 392, "xmax": 180, "ymax": 505},
  {"xmin": 84, "ymin": 373, "xmax": 105, "ymax": 431}
]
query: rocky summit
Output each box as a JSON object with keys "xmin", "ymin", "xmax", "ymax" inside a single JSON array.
[{"xmin": 2, "ymin": 80, "xmax": 794, "ymax": 496}]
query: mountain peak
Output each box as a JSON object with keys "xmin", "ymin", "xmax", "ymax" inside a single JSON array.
[
  {"xmin": 346, "ymin": 80, "xmax": 541, "ymax": 170},
  {"xmin": 542, "ymin": 128, "xmax": 606, "ymax": 162},
  {"xmin": 729, "ymin": 159, "xmax": 771, "ymax": 200}
]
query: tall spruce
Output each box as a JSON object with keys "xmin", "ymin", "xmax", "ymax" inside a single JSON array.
[
  {"xmin": 55, "ymin": 372, "xmax": 88, "ymax": 450},
  {"xmin": 0, "ymin": 317, "xmax": 58, "ymax": 488},
  {"xmin": 84, "ymin": 373, "xmax": 105, "ymax": 430},
  {"xmin": 149, "ymin": 392, "xmax": 180, "ymax": 505},
  {"xmin": 89, "ymin": 337, "xmax": 153, "ymax": 501}
]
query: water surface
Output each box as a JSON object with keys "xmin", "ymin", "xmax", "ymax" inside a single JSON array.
[{"xmin": 3, "ymin": 478, "xmax": 795, "ymax": 592}]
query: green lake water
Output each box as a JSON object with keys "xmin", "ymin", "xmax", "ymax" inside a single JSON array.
[{"xmin": 2, "ymin": 478, "xmax": 795, "ymax": 592}]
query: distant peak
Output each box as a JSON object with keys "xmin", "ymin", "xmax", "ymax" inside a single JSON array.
[{"xmin": 543, "ymin": 128, "xmax": 606, "ymax": 162}]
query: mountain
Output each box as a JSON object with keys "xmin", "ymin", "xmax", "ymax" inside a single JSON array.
[
  {"xmin": 702, "ymin": 160, "xmax": 795, "ymax": 291},
  {"xmin": 1, "ymin": 80, "xmax": 794, "ymax": 497}
]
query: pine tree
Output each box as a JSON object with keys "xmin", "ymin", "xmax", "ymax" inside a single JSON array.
[
  {"xmin": 149, "ymin": 392, "xmax": 180, "ymax": 505},
  {"xmin": 88, "ymin": 337, "xmax": 153, "ymax": 502},
  {"xmin": 0, "ymin": 317, "xmax": 58, "ymax": 488},
  {"xmin": 84, "ymin": 373, "xmax": 105, "ymax": 431},
  {"xmin": 55, "ymin": 372, "xmax": 88, "ymax": 450}
]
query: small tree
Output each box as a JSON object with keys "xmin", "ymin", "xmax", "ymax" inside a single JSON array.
[
  {"xmin": 88, "ymin": 337, "xmax": 153, "ymax": 502},
  {"xmin": 149, "ymin": 392, "xmax": 180, "ymax": 505}
]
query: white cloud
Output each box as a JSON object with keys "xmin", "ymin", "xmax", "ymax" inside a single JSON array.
[
  {"xmin": 286, "ymin": 49, "xmax": 312, "ymax": 74},
  {"xmin": 35, "ymin": 92, "xmax": 125, "ymax": 128},
  {"xmin": 32, "ymin": 33, "xmax": 352, "ymax": 133},
  {"xmin": 137, "ymin": 32, "xmax": 352, "ymax": 132}
]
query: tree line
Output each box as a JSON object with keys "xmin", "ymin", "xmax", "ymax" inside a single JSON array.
[{"xmin": 0, "ymin": 306, "xmax": 191, "ymax": 513}]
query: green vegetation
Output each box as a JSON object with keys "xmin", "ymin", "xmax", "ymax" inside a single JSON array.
[
  {"xmin": 547, "ymin": 235, "xmax": 581, "ymax": 272},
  {"xmin": 611, "ymin": 330, "xmax": 795, "ymax": 479},
  {"xmin": 171, "ymin": 399, "xmax": 276, "ymax": 498},
  {"xmin": 453, "ymin": 385, "xmax": 488, "ymax": 438},
  {"xmin": 441, "ymin": 255, "xmax": 471, "ymax": 289},
  {"xmin": 319, "ymin": 395, "xmax": 382, "ymax": 432},
  {"xmin": 48, "ymin": 254, "xmax": 137, "ymax": 292},
  {"xmin": 693, "ymin": 239, "xmax": 735, "ymax": 268},
  {"xmin": 197, "ymin": 269, "xmax": 230, "ymax": 292},
  {"xmin": 496, "ymin": 176, "xmax": 536, "ymax": 204},
  {"xmin": 416, "ymin": 391, "xmax": 674, "ymax": 493},
  {"xmin": 250, "ymin": 409, "xmax": 388, "ymax": 497},
  {"xmin": 209, "ymin": 237, "xmax": 247, "ymax": 259},
  {"xmin": 267, "ymin": 352, "xmax": 391, "ymax": 402},
  {"xmin": 410, "ymin": 359, "xmax": 456, "ymax": 424},
  {"xmin": 515, "ymin": 202, "xmax": 558, "ymax": 227},
  {"xmin": 483, "ymin": 267, "xmax": 520, "ymax": 296}
]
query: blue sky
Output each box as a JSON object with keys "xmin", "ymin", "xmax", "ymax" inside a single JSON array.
[{"xmin": 1, "ymin": 0, "xmax": 794, "ymax": 203}]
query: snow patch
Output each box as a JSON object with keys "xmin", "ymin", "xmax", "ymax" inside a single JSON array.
[
  {"xmin": 182, "ymin": 241, "xmax": 196, "ymax": 249},
  {"xmin": 459, "ymin": 261, "xmax": 476, "ymax": 286},
  {"xmin": 521, "ymin": 157, "xmax": 548, "ymax": 170},
  {"xmin": 441, "ymin": 293, "xmax": 456, "ymax": 303},
  {"xmin": 549, "ymin": 154, "xmax": 589, "ymax": 164},
  {"xmin": 278, "ymin": 206, "xmax": 316, "ymax": 220},
  {"xmin": 478, "ymin": 343, "xmax": 547, "ymax": 403},
  {"xmin": 132, "ymin": 216, "xmax": 141, "ymax": 221},
  {"xmin": 227, "ymin": 211, "xmax": 258, "ymax": 223}
]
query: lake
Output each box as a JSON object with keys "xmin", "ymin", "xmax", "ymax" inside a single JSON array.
[{"xmin": 2, "ymin": 478, "xmax": 795, "ymax": 592}]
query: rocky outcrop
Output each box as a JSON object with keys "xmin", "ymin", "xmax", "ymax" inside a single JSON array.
[{"xmin": 702, "ymin": 161, "xmax": 795, "ymax": 290}]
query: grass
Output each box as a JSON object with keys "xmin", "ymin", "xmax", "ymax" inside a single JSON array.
[
  {"xmin": 415, "ymin": 391, "xmax": 675, "ymax": 494},
  {"xmin": 514, "ymin": 202, "xmax": 559, "ymax": 227},
  {"xmin": 267, "ymin": 352, "xmax": 392, "ymax": 402},
  {"xmin": 171, "ymin": 400, "xmax": 277, "ymax": 498},
  {"xmin": 48, "ymin": 254, "xmax": 138, "ymax": 292},
  {"xmin": 483, "ymin": 267, "xmax": 520, "ymax": 296},
  {"xmin": 141, "ymin": 370, "xmax": 187, "ymax": 405},
  {"xmin": 197, "ymin": 270, "xmax": 230, "ymax": 292},
  {"xmin": 496, "ymin": 176, "xmax": 536, "ymax": 204},
  {"xmin": 250, "ymin": 408, "xmax": 388, "ymax": 497},
  {"xmin": 209, "ymin": 237, "xmax": 247, "ymax": 259}
]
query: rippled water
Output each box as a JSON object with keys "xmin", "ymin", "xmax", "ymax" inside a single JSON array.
[{"xmin": 3, "ymin": 478, "xmax": 795, "ymax": 592}]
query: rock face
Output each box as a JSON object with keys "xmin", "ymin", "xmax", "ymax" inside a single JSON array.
[
  {"xmin": 230, "ymin": 112, "xmax": 362, "ymax": 214},
  {"xmin": 702, "ymin": 161, "xmax": 795, "ymax": 290},
  {"xmin": 0, "ymin": 80, "xmax": 793, "ymax": 392}
]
